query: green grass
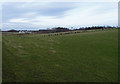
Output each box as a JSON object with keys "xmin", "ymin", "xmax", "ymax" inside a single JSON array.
[{"xmin": 2, "ymin": 29, "xmax": 118, "ymax": 82}]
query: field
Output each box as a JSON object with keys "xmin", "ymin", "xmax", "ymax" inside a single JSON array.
[{"xmin": 2, "ymin": 29, "xmax": 118, "ymax": 82}]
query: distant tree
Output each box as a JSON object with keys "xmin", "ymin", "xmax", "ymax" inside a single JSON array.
[
  {"xmin": 7, "ymin": 29, "xmax": 18, "ymax": 32},
  {"xmin": 52, "ymin": 27, "xmax": 69, "ymax": 32}
]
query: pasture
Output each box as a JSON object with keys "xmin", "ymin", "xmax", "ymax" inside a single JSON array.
[{"xmin": 2, "ymin": 29, "xmax": 118, "ymax": 82}]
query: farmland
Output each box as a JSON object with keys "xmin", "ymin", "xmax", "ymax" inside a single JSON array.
[{"xmin": 2, "ymin": 29, "xmax": 118, "ymax": 82}]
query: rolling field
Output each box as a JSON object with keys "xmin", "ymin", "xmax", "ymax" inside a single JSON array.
[{"xmin": 2, "ymin": 29, "xmax": 118, "ymax": 82}]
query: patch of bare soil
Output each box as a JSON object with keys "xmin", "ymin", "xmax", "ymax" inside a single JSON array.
[{"xmin": 49, "ymin": 49, "xmax": 56, "ymax": 54}]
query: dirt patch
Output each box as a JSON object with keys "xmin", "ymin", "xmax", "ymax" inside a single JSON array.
[
  {"xmin": 49, "ymin": 49, "xmax": 56, "ymax": 54},
  {"xmin": 47, "ymin": 39, "xmax": 60, "ymax": 44},
  {"xmin": 34, "ymin": 43, "xmax": 44, "ymax": 48},
  {"xmin": 13, "ymin": 45, "xmax": 23, "ymax": 48},
  {"xmin": 18, "ymin": 45, "xmax": 23, "ymax": 48}
]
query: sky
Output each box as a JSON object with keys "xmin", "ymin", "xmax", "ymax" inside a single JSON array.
[{"xmin": 1, "ymin": 1, "xmax": 118, "ymax": 30}]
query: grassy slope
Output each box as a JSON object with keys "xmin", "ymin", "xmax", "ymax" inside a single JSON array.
[{"xmin": 2, "ymin": 30, "xmax": 118, "ymax": 82}]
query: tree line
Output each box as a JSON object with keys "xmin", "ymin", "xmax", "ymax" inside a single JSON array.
[{"xmin": 2, "ymin": 26, "xmax": 119, "ymax": 34}]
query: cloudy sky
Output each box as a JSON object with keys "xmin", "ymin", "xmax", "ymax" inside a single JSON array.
[{"xmin": 1, "ymin": 1, "xmax": 118, "ymax": 30}]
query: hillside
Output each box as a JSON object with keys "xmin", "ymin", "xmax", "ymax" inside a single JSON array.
[{"xmin": 2, "ymin": 29, "xmax": 118, "ymax": 82}]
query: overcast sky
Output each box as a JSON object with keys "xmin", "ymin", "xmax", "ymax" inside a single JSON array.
[{"xmin": 2, "ymin": 1, "xmax": 118, "ymax": 30}]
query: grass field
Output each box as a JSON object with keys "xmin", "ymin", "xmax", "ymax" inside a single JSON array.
[{"xmin": 2, "ymin": 29, "xmax": 118, "ymax": 82}]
